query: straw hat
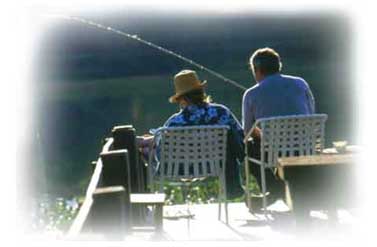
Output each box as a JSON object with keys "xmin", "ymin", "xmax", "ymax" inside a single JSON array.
[{"xmin": 169, "ymin": 70, "xmax": 207, "ymax": 103}]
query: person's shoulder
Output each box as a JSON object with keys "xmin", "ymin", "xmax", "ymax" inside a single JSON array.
[
  {"xmin": 243, "ymin": 83, "xmax": 260, "ymax": 99},
  {"xmin": 208, "ymin": 103, "xmax": 233, "ymax": 114},
  {"xmin": 165, "ymin": 110, "xmax": 183, "ymax": 125},
  {"xmin": 170, "ymin": 109, "xmax": 184, "ymax": 117},
  {"xmin": 170, "ymin": 111, "xmax": 182, "ymax": 118},
  {"xmin": 209, "ymin": 102, "xmax": 227, "ymax": 110},
  {"xmin": 281, "ymin": 74, "xmax": 309, "ymax": 88},
  {"xmin": 281, "ymin": 74, "xmax": 307, "ymax": 83}
]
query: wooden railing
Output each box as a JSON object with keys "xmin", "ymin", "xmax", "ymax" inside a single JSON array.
[
  {"xmin": 67, "ymin": 125, "xmax": 149, "ymax": 239},
  {"xmin": 67, "ymin": 137, "xmax": 114, "ymax": 238}
]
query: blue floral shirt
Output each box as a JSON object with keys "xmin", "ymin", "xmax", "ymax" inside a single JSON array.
[{"xmin": 163, "ymin": 103, "xmax": 244, "ymax": 149}]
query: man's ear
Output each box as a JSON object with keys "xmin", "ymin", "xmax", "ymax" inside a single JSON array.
[{"xmin": 254, "ymin": 68, "xmax": 262, "ymax": 82}]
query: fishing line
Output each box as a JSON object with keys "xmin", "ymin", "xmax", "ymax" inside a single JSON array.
[{"xmin": 46, "ymin": 14, "xmax": 247, "ymax": 91}]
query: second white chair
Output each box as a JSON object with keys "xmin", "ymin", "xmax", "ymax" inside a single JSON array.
[{"xmin": 244, "ymin": 114, "xmax": 328, "ymax": 215}]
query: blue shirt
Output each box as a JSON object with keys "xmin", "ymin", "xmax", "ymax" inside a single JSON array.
[
  {"xmin": 163, "ymin": 103, "xmax": 244, "ymax": 151},
  {"xmin": 242, "ymin": 73, "xmax": 315, "ymax": 134}
]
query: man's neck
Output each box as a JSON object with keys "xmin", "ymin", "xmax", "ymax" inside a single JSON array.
[{"xmin": 258, "ymin": 72, "xmax": 280, "ymax": 84}]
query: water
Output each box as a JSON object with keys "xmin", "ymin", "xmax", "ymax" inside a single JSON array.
[{"xmin": 46, "ymin": 14, "xmax": 246, "ymax": 91}]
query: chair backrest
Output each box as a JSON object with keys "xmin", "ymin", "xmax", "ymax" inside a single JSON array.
[
  {"xmin": 257, "ymin": 114, "xmax": 327, "ymax": 168},
  {"xmin": 157, "ymin": 125, "xmax": 229, "ymax": 179}
]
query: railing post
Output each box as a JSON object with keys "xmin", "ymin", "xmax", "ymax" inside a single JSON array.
[
  {"xmin": 99, "ymin": 150, "xmax": 132, "ymax": 232},
  {"xmin": 111, "ymin": 125, "xmax": 146, "ymax": 193},
  {"xmin": 89, "ymin": 186, "xmax": 128, "ymax": 239},
  {"xmin": 112, "ymin": 125, "xmax": 147, "ymax": 225}
]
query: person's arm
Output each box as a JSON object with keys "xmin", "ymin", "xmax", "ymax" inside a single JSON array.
[
  {"xmin": 227, "ymin": 109, "xmax": 245, "ymax": 145},
  {"xmin": 301, "ymin": 78, "xmax": 315, "ymax": 114},
  {"xmin": 250, "ymin": 126, "xmax": 261, "ymax": 139},
  {"xmin": 148, "ymin": 113, "xmax": 181, "ymax": 149},
  {"xmin": 163, "ymin": 111, "xmax": 185, "ymax": 127},
  {"xmin": 136, "ymin": 135, "xmax": 154, "ymax": 148},
  {"xmin": 242, "ymin": 90, "xmax": 256, "ymax": 136},
  {"xmin": 224, "ymin": 108, "xmax": 245, "ymax": 162},
  {"xmin": 306, "ymin": 87, "xmax": 316, "ymax": 114}
]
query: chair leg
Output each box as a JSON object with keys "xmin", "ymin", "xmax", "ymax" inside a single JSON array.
[
  {"xmin": 217, "ymin": 172, "xmax": 228, "ymax": 224},
  {"xmin": 284, "ymin": 181, "xmax": 293, "ymax": 211},
  {"xmin": 244, "ymin": 157, "xmax": 252, "ymax": 212},
  {"xmin": 159, "ymin": 179, "xmax": 164, "ymax": 193},
  {"xmin": 223, "ymin": 173, "xmax": 228, "ymax": 224},
  {"xmin": 147, "ymin": 166, "xmax": 152, "ymax": 191},
  {"xmin": 260, "ymin": 165, "xmax": 268, "ymax": 219},
  {"xmin": 181, "ymin": 182, "xmax": 194, "ymax": 220},
  {"xmin": 218, "ymin": 182, "xmax": 222, "ymax": 221}
]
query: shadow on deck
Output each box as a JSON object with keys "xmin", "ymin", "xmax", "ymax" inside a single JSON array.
[{"xmin": 127, "ymin": 202, "xmax": 357, "ymax": 241}]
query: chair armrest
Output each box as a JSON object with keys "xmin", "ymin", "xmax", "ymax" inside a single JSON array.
[
  {"xmin": 244, "ymin": 126, "xmax": 255, "ymax": 143},
  {"xmin": 244, "ymin": 121, "xmax": 261, "ymax": 143},
  {"xmin": 247, "ymin": 157, "xmax": 263, "ymax": 165}
]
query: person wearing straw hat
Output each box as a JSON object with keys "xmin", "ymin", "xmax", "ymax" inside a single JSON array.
[
  {"xmin": 138, "ymin": 69, "xmax": 245, "ymax": 199},
  {"xmin": 168, "ymin": 69, "xmax": 208, "ymax": 104}
]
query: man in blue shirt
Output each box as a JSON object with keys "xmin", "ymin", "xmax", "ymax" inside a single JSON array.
[{"xmin": 242, "ymin": 48, "xmax": 315, "ymax": 204}]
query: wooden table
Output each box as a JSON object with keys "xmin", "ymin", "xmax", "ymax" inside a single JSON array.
[
  {"xmin": 277, "ymin": 146, "xmax": 361, "ymax": 218},
  {"xmin": 130, "ymin": 193, "xmax": 166, "ymax": 233}
]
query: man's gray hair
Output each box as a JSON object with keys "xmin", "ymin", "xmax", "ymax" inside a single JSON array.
[{"xmin": 249, "ymin": 47, "xmax": 282, "ymax": 75}]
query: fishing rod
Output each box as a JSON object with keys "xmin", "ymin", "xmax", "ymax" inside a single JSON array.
[{"xmin": 46, "ymin": 15, "xmax": 247, "ymax": 91}]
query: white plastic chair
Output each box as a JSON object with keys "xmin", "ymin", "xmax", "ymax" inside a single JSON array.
[
  {"xmin": 148, "ymin": 125, "xmax": 230, "ymax": 224},
  {"xmin": 244, "ymin": 114, "xmax": 328, "ymax": 215}
]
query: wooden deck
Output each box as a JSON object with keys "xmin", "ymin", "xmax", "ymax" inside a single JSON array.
[
  {"xmin": 66, "ymin": 127, "xmax": 359, "ymax": 242},
  {"xmin": 123, "ymin": 201, "xmax": 357, "ymax": 242}
]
